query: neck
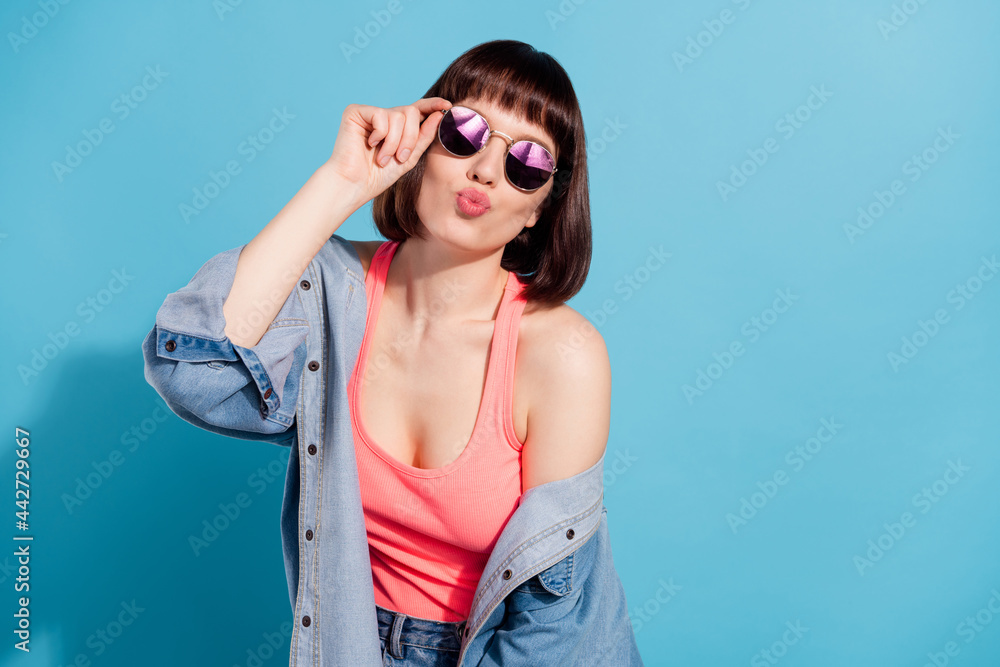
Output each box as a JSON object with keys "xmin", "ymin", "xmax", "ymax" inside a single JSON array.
[{"xmin": 387, "ymin": 238, "xmax": 509, "ymax": 325}]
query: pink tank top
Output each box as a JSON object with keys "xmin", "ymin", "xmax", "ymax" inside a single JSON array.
[{"xmin": 347, "ymin": 240, "xmax": 526, "ymax": 623}]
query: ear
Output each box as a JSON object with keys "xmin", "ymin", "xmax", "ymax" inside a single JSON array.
[
  {"xmin": 524, "ymin": 209, "xmax": 540, "ymax": 229},
  {"xmin": 523, "ymin": 186, "xmax": 552, "ymax": 229}
]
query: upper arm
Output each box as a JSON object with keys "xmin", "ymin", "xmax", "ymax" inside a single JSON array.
[
  {"xmin": 520, "ymin": 306, "xmax": 611, "ymax": 494},
  {"xmin": 142, "ymin": 244, "xmax": 309, "ymax": 444}
]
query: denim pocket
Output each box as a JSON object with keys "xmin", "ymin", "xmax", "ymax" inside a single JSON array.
[
  {"xmin": 504, "ymin": 550, "xmax": 579, "ymax": 623},
  {"xmin": 535, "ymin": 550, "xmax": 575, "ymax": 596},
  {"xmin": 206, "ymin": 359, "xmax": 230, "ymax": 370}
]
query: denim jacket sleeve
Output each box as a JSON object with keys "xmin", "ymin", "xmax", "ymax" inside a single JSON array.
[
  {"xmin": 141, "ymin": 244, "xmax": 309, "ymax": 444},
  {"xmin": 474, "ymin": 508, "xmax": 644, "ymax": 666}
]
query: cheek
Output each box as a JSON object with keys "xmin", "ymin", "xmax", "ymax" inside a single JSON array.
[{"xmin": 416, "ymin": 158, "xmax": 446, "ymax": 210}]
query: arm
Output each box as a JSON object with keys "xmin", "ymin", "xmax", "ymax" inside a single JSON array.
[
  {"xmin": 521, "ymin": 305, "xmax": 612, "ymax": 493},
  {"xmin": 225, "ymin": 94, "xmax": 452, "ymax": 347},
  {"xmin": 140, "ymin": 165, "xmax": 361, "ymax": 442},
  {"xmin": 141, "ymin": 97, "xmax": 452, "ymax": 442},
  {"xmin": 223, "ymin": 163, "xmax": 362, "ymax": 348},
  {"xmin": 141, "ymin": 243, "xmax": 310, "ymax": 443},
  {"xmin": 476, "ymin": 310, "xmax": 642, "ymax": 664}
]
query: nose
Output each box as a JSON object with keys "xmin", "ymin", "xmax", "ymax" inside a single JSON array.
[{"xmin": 467, "ymin": 134, "xmax": 508, "ymax": 187}]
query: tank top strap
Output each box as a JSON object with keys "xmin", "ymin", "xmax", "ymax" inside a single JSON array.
[
  {"xmin": 493, "ymin": 270, "xmax": 527, "ymax": 451},
  {"xmin": 366, "ymin": 240, "xmax": 398, "ymax": 296}
]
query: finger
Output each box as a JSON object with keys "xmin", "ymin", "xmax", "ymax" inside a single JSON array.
[
  {"xmin": 409, "ymin": 108, "xmax": 446, "ymax": 160},
  {"xmin": 376, "ymin": 111, "xmax": 405, "ymax": 166},
  {"xmin": 349, "ymin": 105, "xmax": 379, "ymax": 140},
  {"xmin": 411, "ymin": 97, "xmax": 453, "ymax": 120},
  {"xmin": 367, "ymin": 108, "xmax": 389, "ymax": 148},
  {"xmin": 395, "ymin": 106, "xmax": 421, "ymax": 163}
]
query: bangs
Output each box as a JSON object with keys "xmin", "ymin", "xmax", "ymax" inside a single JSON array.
[
  {"xmin": 426, "ymin": 42, "xmax": 578, "ymax": 169},
  {"xmin": 374, "ymin": 40, "xmax": 592, "ymax": 305}
]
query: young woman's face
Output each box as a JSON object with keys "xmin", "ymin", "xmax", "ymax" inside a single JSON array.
[{"xmin": 415, "ymin": 96, "xmax": 559, "ymax": 252}]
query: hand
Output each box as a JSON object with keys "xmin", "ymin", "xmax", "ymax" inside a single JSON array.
[{"xmin": 326, "ymin": 97, "xmax": 453, "ymax": 207}]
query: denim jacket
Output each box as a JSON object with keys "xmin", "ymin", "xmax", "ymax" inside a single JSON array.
[{"xmin": 140, "ymin": 234, "xmax": 643, "ymax": 666}]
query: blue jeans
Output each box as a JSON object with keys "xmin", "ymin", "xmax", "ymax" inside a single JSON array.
[{"xmin": 376, "ymin": 604, "xmax": 467, "ymax": 667}]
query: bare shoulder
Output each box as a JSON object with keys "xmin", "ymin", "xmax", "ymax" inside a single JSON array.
[
  {"xmin": 346, "ymin": 239, "xmax": 384, "ymax": 280},
  {"xmin": 519, "ymin": 301, "xmax": 610, "ymax": 376},
  {"xmin": 518, "ymin": 301, "xmax": 612, "ymax": 491}
]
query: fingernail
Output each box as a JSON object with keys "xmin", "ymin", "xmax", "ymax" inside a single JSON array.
[
  {"xmin": 379, "ymin": 155, "xmax": 390, "ymax": 167},
  {"xmin": 398, "ymin": 149, "xmax": 411, "ymax": 162}
]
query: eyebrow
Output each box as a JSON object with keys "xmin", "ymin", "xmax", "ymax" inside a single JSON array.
[{"xmin": 464, "ymin": 105, "xmax": 556, "ymax": 157}]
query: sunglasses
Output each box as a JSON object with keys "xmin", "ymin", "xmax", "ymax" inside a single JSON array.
[{"xmin": 437, "ymin": 106, "xmax": 558, "ymax": 192}]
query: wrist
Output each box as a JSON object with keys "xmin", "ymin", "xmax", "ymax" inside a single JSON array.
[{"xmin": 315, "ymin": 160, "xmax": 366, "ymax": 213}]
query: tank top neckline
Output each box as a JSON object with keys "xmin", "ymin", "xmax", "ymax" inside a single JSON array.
[{"xmin": 350, "ymin": 240, "xmax": 524, "ymax": 478}]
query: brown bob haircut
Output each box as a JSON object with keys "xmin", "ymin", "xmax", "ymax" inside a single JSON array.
[{"xmin": 371, "ymin": 39, "xmax": 591, "ymax": 305}]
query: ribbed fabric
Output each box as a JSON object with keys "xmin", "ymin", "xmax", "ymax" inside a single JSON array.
[{"xmin": 347, "ymin": 240, "xmax": 527, "ymax": 623}]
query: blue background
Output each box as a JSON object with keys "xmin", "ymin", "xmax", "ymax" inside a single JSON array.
[{"xmin": 2, "ymin": 1, "xmax": 999, "ymax": 665}]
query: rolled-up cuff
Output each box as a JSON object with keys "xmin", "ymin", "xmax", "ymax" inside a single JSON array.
[{"xmin": 150, "ymin": 244, "xmax": 309, "ymax": 425}]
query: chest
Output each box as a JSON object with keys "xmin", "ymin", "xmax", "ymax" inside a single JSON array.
[{"xmin": 355, "ymin": 295, "xmax": 529, "ymax": 470}]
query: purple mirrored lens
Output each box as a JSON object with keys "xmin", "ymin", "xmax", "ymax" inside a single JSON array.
[
  {"xmin": 506, "ymin": 141, "xmax": 555, "ymax": 191},
  {"xmin": 439, "ymin": 107, "xmax": 489, "ymax": 155}
]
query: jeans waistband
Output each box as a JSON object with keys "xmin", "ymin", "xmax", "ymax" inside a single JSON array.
[{"xmin": 376, "ymin": 604, "xmax": 466, "ymax": 658}]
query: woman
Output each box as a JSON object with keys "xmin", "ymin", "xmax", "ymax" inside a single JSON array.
[{"xmin": 143, "ymin": 40, "xmax": 642, "ymax": 666}]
